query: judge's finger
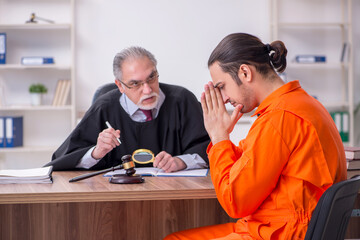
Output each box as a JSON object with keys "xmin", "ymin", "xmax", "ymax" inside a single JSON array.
[
  {"xmin": 98, "ymin": 132, "xmax": 118, "ymax": 149},
  {"xmin": 153, "ymin": 151, "xmax": 166, "ymax": 168},
  {"xmin": 100, "ymin": 131, "xmax": 118, "ymax": 146},
  {"xmin": 114, "ymin": 130, "xmax": 121, "ymax": 139},
  {"xmin": 99, "ymin": 137, "xmax": 117, "ymax": 149},
  {"xmin": 111, "ymin": 130, "xmax": 121, "ymax": 146},
  {"xmin": 156, "ymin": 152, "xmax": 172, "ymax": 169},
  {"xmin": 95, "ymin": 139, "xmax": 116, "ymax": 155},
  {"xmin": 162, "ymin": 160, "xmax": 175, "ymax": 173}
]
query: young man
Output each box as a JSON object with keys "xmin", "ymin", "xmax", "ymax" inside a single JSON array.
[
  {"xmin": 164, "ymin": 33, "xmax": 347, "ymax": 239},
  {"xmin": 45, "ymin": 47, "xmax": 210, "ymax": 172}
]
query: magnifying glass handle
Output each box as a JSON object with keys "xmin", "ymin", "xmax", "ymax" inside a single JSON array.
[{"xmin": 69, "ymin": 165, "xmax": 122, "ymax": 182}]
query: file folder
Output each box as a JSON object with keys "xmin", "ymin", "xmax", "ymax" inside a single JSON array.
[
  {"xmin": 5, "ymin": 116, "xmax": 23, "ymax": 147},
  {"xmin": 330, "ymin": 111, "xmax": 349, "ymax": 143},
  {"xmin": 0, "ymin": 117, "xmax": 4, "ymax": 147},
  {"xmin": 21, "ymin": 57, "xmax": 54, "ymax": 65},
  {"xmin": 0, "ymin": 33, "xmax": 6, "ymax": 64},
  {"xmin": 295, "ymin": 55, "xmax": 326, "ymax": 63},
  {"xmin": 342, "ymin": 111, "xmax": 349, "ymax": 142}
]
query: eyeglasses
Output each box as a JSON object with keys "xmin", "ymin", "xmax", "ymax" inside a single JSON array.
[{"xmin": 120, "ymin": 71, "xmax": 159, "ymax": 90}]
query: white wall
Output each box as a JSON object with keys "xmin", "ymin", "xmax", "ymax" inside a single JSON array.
[
  {"xmin": 74, "ymin": 0, "xmax": 360, "ymax": 144},
  {"xmin": 74, "ymin": 0, "xmax": 270, "ymax": 112}
]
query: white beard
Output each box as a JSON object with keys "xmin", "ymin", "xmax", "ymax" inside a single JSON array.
[{"xmin": 136, "ymin": 92, "xmax": 159, "ymax": 110}]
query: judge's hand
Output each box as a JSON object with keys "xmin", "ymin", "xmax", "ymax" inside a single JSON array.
[
  {"xmin": 91, "ymin": 128, "xmax": 121, "ymax": 160},
  {"xmin": 201, "ymin": 82, "xmax": 243, "ymax": 145},
  {"xmin": 153, "ymin": 151, "xmax": 186, "ymax": 173}
]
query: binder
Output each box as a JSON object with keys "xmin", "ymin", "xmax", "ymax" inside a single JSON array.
[
  {"xmin": 342, "ymin": 111, "xmax": 349, "ymax": 142},
  {"xmin": 0, "ymin": 33, "xmax": 6, "ymax": 64},
  {"xmin": 4, "ymin": 116, "xmax": 23, "ymax": 148},
  {"xmin": 0, "ymin": 117, "xmax": 4, "ymax": 147},
  {"xmin": 295, "ymin": 55, "xmax": 326, "ymax": 63},
  {"xmin": 330, "ymin": 111, "xmax": 349, "ymax": 142},
  {"xmin": 21, "ymin": 57, "xmax": 54, "ymax": 65}
]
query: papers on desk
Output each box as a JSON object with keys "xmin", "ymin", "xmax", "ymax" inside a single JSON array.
[
  {"xmin": 104, "ymin": 167, "xmax": 209, "ymax": 177},
  {"xmin": 0, "ymin": 166, "xmax": 53, "ymax": 184}
]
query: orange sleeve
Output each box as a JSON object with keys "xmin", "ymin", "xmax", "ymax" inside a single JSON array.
[
  {"xmin": 208, "ymin": 110, "xmax": 338, "ymax": 219},
  {"xmin": 208, "ymin": 118, "xmax": 290, "ymax": 218}
]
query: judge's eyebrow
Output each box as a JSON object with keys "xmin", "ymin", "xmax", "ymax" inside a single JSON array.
[{"xmin": 129, "ymin": 69, "xmax": 157, "ymax": 83}]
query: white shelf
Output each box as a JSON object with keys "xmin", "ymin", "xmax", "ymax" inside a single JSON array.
[
  {"xmin": 323, "ymin": 102, "xmax": 350, "ymax": 110},
  {"xmin": 0, "ymin": 64, "xmax": 71, "ymax": 70},
  {"xmin": 0, "ymin": 105, "xmax": 72, "ymax": 111},
  {"xmin": 275, "ymin": 22, "xmax": 349, "ymax": 28},
  {"xmin": 0, "ymin": 24, "xmax": 71, "ymax": 30},
  {"xmin": 0, "ymin": 0, "xmax": 76, "ymax": 169},
  {"xmin": 0, "ymin": 146, "xmax": 57, "ymax": 153},
  {"xmin": 271, "ymin": 0, "xmax": 354, "ymax": 145},
  {"xmin": 287, "ymin": 62, "xmax": 345, "ymax": 69}
]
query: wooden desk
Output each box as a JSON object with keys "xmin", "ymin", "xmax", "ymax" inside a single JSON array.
[
  {"xmin": 0, "ymin": 171, "xmax": 234, "ymax": 240},
  {"xmin": 1, "ymin": 172, "xmax": 359, "ymax": 239}
]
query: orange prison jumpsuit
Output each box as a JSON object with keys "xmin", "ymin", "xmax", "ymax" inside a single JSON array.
[{"xmin": 164, "ymin": 80, "xmax": 347, "ymax": 240}]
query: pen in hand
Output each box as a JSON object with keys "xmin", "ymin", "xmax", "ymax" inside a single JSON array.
[{"xmin": 105, "ymin": 121, "xmax": 122, "ymax": 144}]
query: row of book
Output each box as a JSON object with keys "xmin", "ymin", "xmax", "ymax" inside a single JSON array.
[
  {"xmin": 0, "ymin": 116, "xmax": 23, "ymax": 148},
  {"xmin": 52, "ymin": 79, "xmax": 71, "ymax": 106}
]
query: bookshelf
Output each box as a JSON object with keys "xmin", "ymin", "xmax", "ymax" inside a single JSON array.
[
  {"xmin": 270, "ymin": 0, "xmax": 355, "ymax": 146},
  {"xmin": 0, "ymin": 0, "xmax": 75, "ymax": 169}
]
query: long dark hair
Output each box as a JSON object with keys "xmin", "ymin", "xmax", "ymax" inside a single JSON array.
[{"xmin": 208, "ymin": 33, "xmax": 287, "ymax": 85}]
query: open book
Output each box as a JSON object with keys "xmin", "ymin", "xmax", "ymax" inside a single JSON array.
[
  {"xmin": 104, "ymin": 167, "xmax": 209, "ymax": 177},
  {"xmin": 0, "ymin": 166, "xmax": 53, "ymax": 184}
]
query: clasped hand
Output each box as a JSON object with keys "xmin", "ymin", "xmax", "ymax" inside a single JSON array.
[{"xmin": 200, "ymin": 82, "xmax": 243, "ymax": 145}]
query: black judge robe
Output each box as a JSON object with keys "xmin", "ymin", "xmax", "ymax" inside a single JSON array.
[{"xmin": 45, "ymin": 83, "xmax": 210, "ymax": 170}]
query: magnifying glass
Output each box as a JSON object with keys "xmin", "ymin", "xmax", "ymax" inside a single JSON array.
[
  {"xmin": 131, "ymin": 149, "xmax": 155, "ymax": 164},
  {"xmin": 109, "ymin": 149, "xmax": 154, "ymax": 184}
]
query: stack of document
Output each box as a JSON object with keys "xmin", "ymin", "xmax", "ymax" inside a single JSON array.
[{"xmin": 0, "ymin": 166, "xmax": 53, "ymax": 184}]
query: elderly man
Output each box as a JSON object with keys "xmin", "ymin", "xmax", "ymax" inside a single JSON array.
[{"xmin": 45, "ymin": 46, "xmax": 210, "ymax": 172}]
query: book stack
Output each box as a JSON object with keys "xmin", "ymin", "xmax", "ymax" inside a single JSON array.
[
  {"xmin": 345, "ymin": 146, "xmax": 360, "ymax": 179},
  {"xmin": 345, "ymin": 146, "xmax": 360, "ymax": 168},
  {"xmin": 52, "ymin": 79, "xmax": 71, "ymax": 106},
  {"xmin": 0, "ymin": 166, "xmax": 53, "ymax": 184}
]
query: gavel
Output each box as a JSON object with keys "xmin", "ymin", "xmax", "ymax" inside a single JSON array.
[{"xmin": 69, "ymin": 154, "xmax": 138, "ymax": 183}]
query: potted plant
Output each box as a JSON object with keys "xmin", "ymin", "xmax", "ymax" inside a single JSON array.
[{"xmin": 29, "ymin": 83, "xmax": 47, "ymax": 106}]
